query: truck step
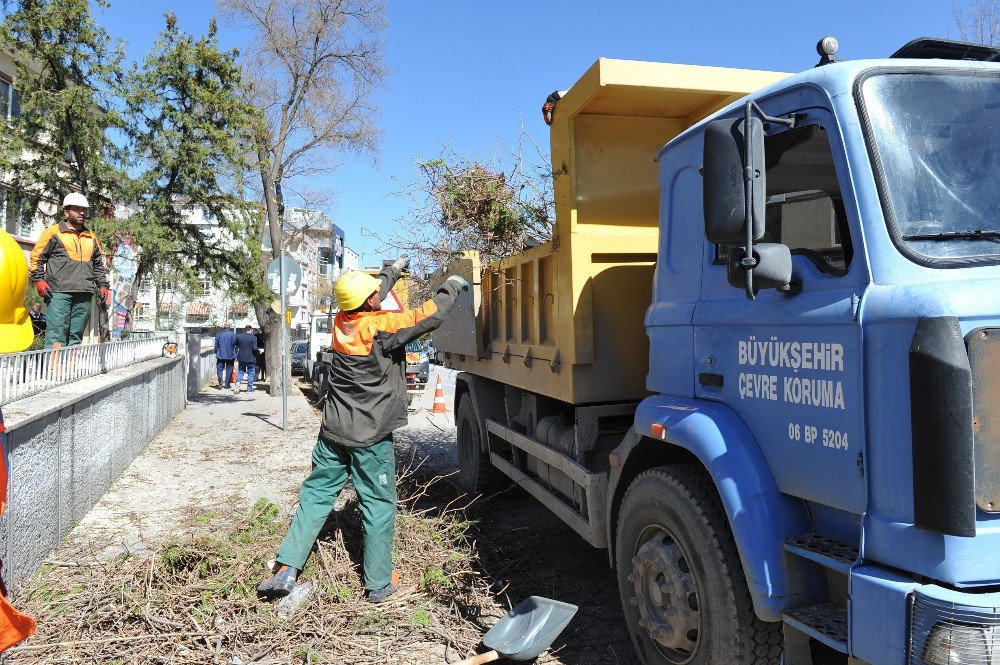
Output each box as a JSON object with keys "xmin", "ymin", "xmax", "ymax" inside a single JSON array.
[
  {"xmin": 784, "ymin": 533, "xmax": 858, "ymax": 575},
  {"xmin": 783, "ymin": 603, "xmax": 848, "ymax": 654}
]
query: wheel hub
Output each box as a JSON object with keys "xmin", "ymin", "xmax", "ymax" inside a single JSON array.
[{"xmin": 629, "ymin": 534, "xmax": 700, "ymax": 661}]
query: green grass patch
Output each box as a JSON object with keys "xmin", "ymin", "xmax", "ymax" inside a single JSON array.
[{"xmin": 420, "ymin": 565, "xmax": 453, "ymax": 591}]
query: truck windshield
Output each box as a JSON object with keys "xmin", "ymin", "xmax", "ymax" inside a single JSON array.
[{"xmin": 861, "ymin": 71, "xmax": 1000, "ymax": 265}]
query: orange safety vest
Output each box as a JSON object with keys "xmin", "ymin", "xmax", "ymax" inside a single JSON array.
[{"xmin": 0, "ymin": 413, "xmax": 36, "ymax": 652}]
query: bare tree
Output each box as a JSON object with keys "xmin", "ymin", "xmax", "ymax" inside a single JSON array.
[
  {"xmin": 954, "ymin": 0, "xmax": 1000, "ymax": 44},
  {"xmin": 217, "ymin": 0, "xmax": 387, "ymax": 394}
]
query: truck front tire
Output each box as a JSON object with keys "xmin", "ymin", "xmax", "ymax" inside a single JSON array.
[
  {"xmin": 456, "ymin": 395, "xmax": 503, "ymax": 495},
  {"xmin": 615, "ymin": 465, "xmax": 781, "ymax": 665}
]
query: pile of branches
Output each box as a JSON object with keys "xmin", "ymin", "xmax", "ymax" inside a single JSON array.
[
  {"xmin": 8, "ymin": 461, "xmax": 510, "ymax": 664},
  {"xmin": 388, "ymin": 141, "xmax": 556, "ymax": 276}
]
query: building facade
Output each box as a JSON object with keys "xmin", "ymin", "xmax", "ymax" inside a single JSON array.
[{"xmin": 130, "ymin": 202, "xmax": 259, "ymax": 334}]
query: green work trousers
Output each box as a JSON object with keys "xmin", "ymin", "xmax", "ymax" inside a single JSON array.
[
  {"xmin": 44, "ymin": 292, "xmax": 93, "ymax": 348},
  {"xmin": 276, "ymin": 436, "xmax": 397, "ymax": 590}
]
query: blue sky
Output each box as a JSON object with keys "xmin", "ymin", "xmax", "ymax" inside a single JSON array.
[{"xmin": 100, "ymin": 0, "xmax": 961, "ymax": 267}]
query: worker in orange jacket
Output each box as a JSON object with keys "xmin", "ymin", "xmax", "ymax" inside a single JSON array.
[{"xmin": 28, "ymin": 192, "xmax": 109, "ymax": 348}]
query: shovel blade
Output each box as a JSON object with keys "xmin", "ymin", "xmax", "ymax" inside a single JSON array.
[{"xmin": 482, "ymin": 596, "xmax": 578, "ymax": 661}]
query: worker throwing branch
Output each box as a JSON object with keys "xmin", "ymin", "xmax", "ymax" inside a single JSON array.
[
  {"xmin": 258, "ymin": 257, "xmax": 469, "ymax": 603},
  {"xmin": 29, "ymin": 192, "xmax": 109, "ymax": 348}
]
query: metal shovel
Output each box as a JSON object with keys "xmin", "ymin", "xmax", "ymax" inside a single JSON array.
[{"xmin": 453, "ymin": 596, "xmax": 578, "ymax": 664}]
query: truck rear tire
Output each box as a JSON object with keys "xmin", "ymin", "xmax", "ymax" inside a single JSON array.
[
  {"xmin": 615, "ymin": 465, "xmax": 781, "ymax": 665},
  {"xmin": 456, "ymin": 395, "xmax": 503, "ymax": 495}
]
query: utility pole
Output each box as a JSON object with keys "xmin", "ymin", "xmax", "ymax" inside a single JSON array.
[{"xmin": 279, "ymin": 246, "xmax": 288, "ymax": 431}]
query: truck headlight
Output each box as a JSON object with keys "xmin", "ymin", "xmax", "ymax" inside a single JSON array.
[
  {"xmin": 912, "ymin": 589, "xmax": 1000, "ymax": 665},
  {"xmin": 922, "ymin": 623, "xmax": 993, "ymax": 664}
]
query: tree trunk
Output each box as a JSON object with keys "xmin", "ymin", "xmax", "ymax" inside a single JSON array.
[
  {"xmin": 252, "ymin": 301, "xmax": 287, "ymax": 397},
  {"xmin": 255, "ymin": 135, "xmax": 288, "ymax": 398}
]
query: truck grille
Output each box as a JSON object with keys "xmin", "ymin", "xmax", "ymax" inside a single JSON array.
[{"xmin": 969, "ymin": 327, "xmax": 1000, "ymax": 512}]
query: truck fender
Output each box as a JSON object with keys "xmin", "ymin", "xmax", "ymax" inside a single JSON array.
[
  {"xmin": 454, "ymin": 372, "xmax": 506, "ymax": 450},
  {"xmin": 609, "ymin": 395, "xmax": 818, "ymax": 621}
]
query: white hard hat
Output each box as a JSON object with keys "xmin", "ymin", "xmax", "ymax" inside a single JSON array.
[{"xmin": 62, "ymin": 192, "xmax": 89, "ymax": 208}]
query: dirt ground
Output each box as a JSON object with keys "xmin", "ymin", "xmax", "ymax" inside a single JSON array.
[{"xmin": 9, "ymin": 370, "xmax": 638, "ymax": 664}]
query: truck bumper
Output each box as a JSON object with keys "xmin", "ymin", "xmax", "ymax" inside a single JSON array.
[{"xmin": 852, "ymin": 563, "xmax": 1000, "ymax": 664}]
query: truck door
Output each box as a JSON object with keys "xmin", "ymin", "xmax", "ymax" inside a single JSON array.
[{"xmin": 693, "ymin": 103, "xmax": 869, "ymax": 513}]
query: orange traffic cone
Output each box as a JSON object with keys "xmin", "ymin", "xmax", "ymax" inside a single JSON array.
[{"xmin": 431, "ymin": 374, "xmax": 449, "ymax": 413}]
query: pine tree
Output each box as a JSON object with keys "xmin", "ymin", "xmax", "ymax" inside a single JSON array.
[
  {"xmin": 121, "ymin": 12, "xmax": 264, "ymax": 327},
  {"xmin": 0, "ymin": 0, "xmax": 126, "ymax": 230}
]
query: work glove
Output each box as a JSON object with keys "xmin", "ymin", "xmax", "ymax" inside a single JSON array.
[
  {"xmin": 445, "ymin": 274, "xmax": 470, "ymax": 292},
  {"xmin": 99, "ymin": 287, "xmax": 110, "ymax": 305},
  {"xmin": 35, "ymin": 280, "xmax": 51, "ymax": 299},
  {"xmin": 392, "ymin": 255, "xmax": 410, "ymax": 272}
]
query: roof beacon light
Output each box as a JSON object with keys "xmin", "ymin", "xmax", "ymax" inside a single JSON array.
[
  {"xmin": 816, "ymin": 36, "xmax": 839, "ymax": 66},
  {"xmin": 542, "ymin": 90, "xmax": 565, "ymax": 126}
]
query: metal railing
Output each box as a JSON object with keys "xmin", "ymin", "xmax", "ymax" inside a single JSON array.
[{"xmin": 0, "ymin": 335, "xmax": 172, "ymax": 407}]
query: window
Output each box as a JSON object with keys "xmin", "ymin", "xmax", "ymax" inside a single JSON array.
[
  {"xmin": 134, "ymin": 303, "xmax": 151, "ymax": 319},
  {"xmin": 318, "ymin": 246, "xmax": 334, "ymax": 277},
  {"xmin": 0, "ymin": 189, "xmax": 34, "ymax": 237},
  {"xmin": 193, "ymin": 277, "xmax": 211, "ymax": 296},
  {"xmin": 0, "ymin": 79, "xmax": 20, "ymax": 120},
  {"xmin": 861, "ymin": 71, "xmax": 1000, "ymax": 265},
  {"xmin": 715, "ymin": 124, "xmax": 852, "ymax": 274}
]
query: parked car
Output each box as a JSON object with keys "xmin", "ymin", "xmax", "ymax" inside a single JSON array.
[{"xmin": 290, "ymin": 340, "xmax": 308, "ymax": 376}]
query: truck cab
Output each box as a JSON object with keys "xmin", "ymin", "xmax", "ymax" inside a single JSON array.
[
  {"xmin": 639, "ymin": 48, "xmax": 1000, "ymax": 664},
  {"xmin": 303, "ymin": 309, "xmax": 334, "ymax": 386},
  {"xmin": 439, "ymin": 39, "xmax": 1000, "ymax": 665}
]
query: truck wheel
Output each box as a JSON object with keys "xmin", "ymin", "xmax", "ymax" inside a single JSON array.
[
  {"xmin": 456, "ymin": 395, "xmax": 502, "ymax": 495},
  {"xmin": 615, "ymin": 465, "xmax": 781, "ymax": 665}
]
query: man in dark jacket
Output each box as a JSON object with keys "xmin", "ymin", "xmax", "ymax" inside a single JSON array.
[
  {"xmin": 214, "ymin": 323, "xmax": 238, "ymax": 389},
  {"xmin": 29, "ymin": 192, "xmax": 109, "ymax": 348},
  {"xmin": 258, "ymin": 257, "xmax": 468, "ymax": 603},
  {"xmin": 28, "ymin": 303, "xmax": 45, "ymax": 339},
  {"xmin": 234, "ymin": 325, "xmax": 258, "ymax": 394}
]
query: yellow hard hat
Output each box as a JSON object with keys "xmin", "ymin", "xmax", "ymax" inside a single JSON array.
[
  {"xmin": 0, "ymin": 229, "xmax": 34, "ymax": 353},
  {"xmin": 335, "ymin": 271, "xmax": 381, "ymax": 312}
]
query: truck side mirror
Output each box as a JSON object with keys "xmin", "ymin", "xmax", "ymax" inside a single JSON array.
[
  {"xmin": 726, "ymin": 244, "xmax": 794, "ymax": 292},
  {"xmin": 703, "ymin": 116, "xmax": 766, "ymax": 244}
]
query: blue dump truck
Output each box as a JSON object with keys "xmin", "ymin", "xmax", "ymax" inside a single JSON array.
[{"xmin": 433, "ymin": 38, "xmax": 1000, "ymax": 665}]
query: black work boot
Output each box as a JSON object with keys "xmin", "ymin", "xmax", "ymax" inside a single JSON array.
[
  {"xmin": 257, "ymin": 564, "xmax": 299, "ymax": 600},
  {"xmin": 367, "ymin": 571, "xmax": 400, "ymax": 603}
]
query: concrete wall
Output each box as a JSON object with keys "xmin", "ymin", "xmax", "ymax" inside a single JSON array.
[
  {"xmin": 1, "ymin": 355, "xmax": 186, "ymax": 590},
  {"xmin": 187, "ymin": 333, "xmax": 217, "ymax": 398}
]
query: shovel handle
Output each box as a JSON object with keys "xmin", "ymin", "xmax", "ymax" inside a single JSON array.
[{"xmin": 452, "ymin": 650, "xmax": 500, "ymax": 665}]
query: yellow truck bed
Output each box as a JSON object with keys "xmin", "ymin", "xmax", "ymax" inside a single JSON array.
[{"xmin": 433, "ymin": 58, "xmax": 788, "ymax": 404}]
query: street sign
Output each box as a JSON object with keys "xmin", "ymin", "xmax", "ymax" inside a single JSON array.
[
  {"xmin": 265, "ymin": 256, "xmax": 302, "ymax": 296},
  {"xmin": 380, "ymin": 289, "xmax": 403, "ymax": 312}
]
